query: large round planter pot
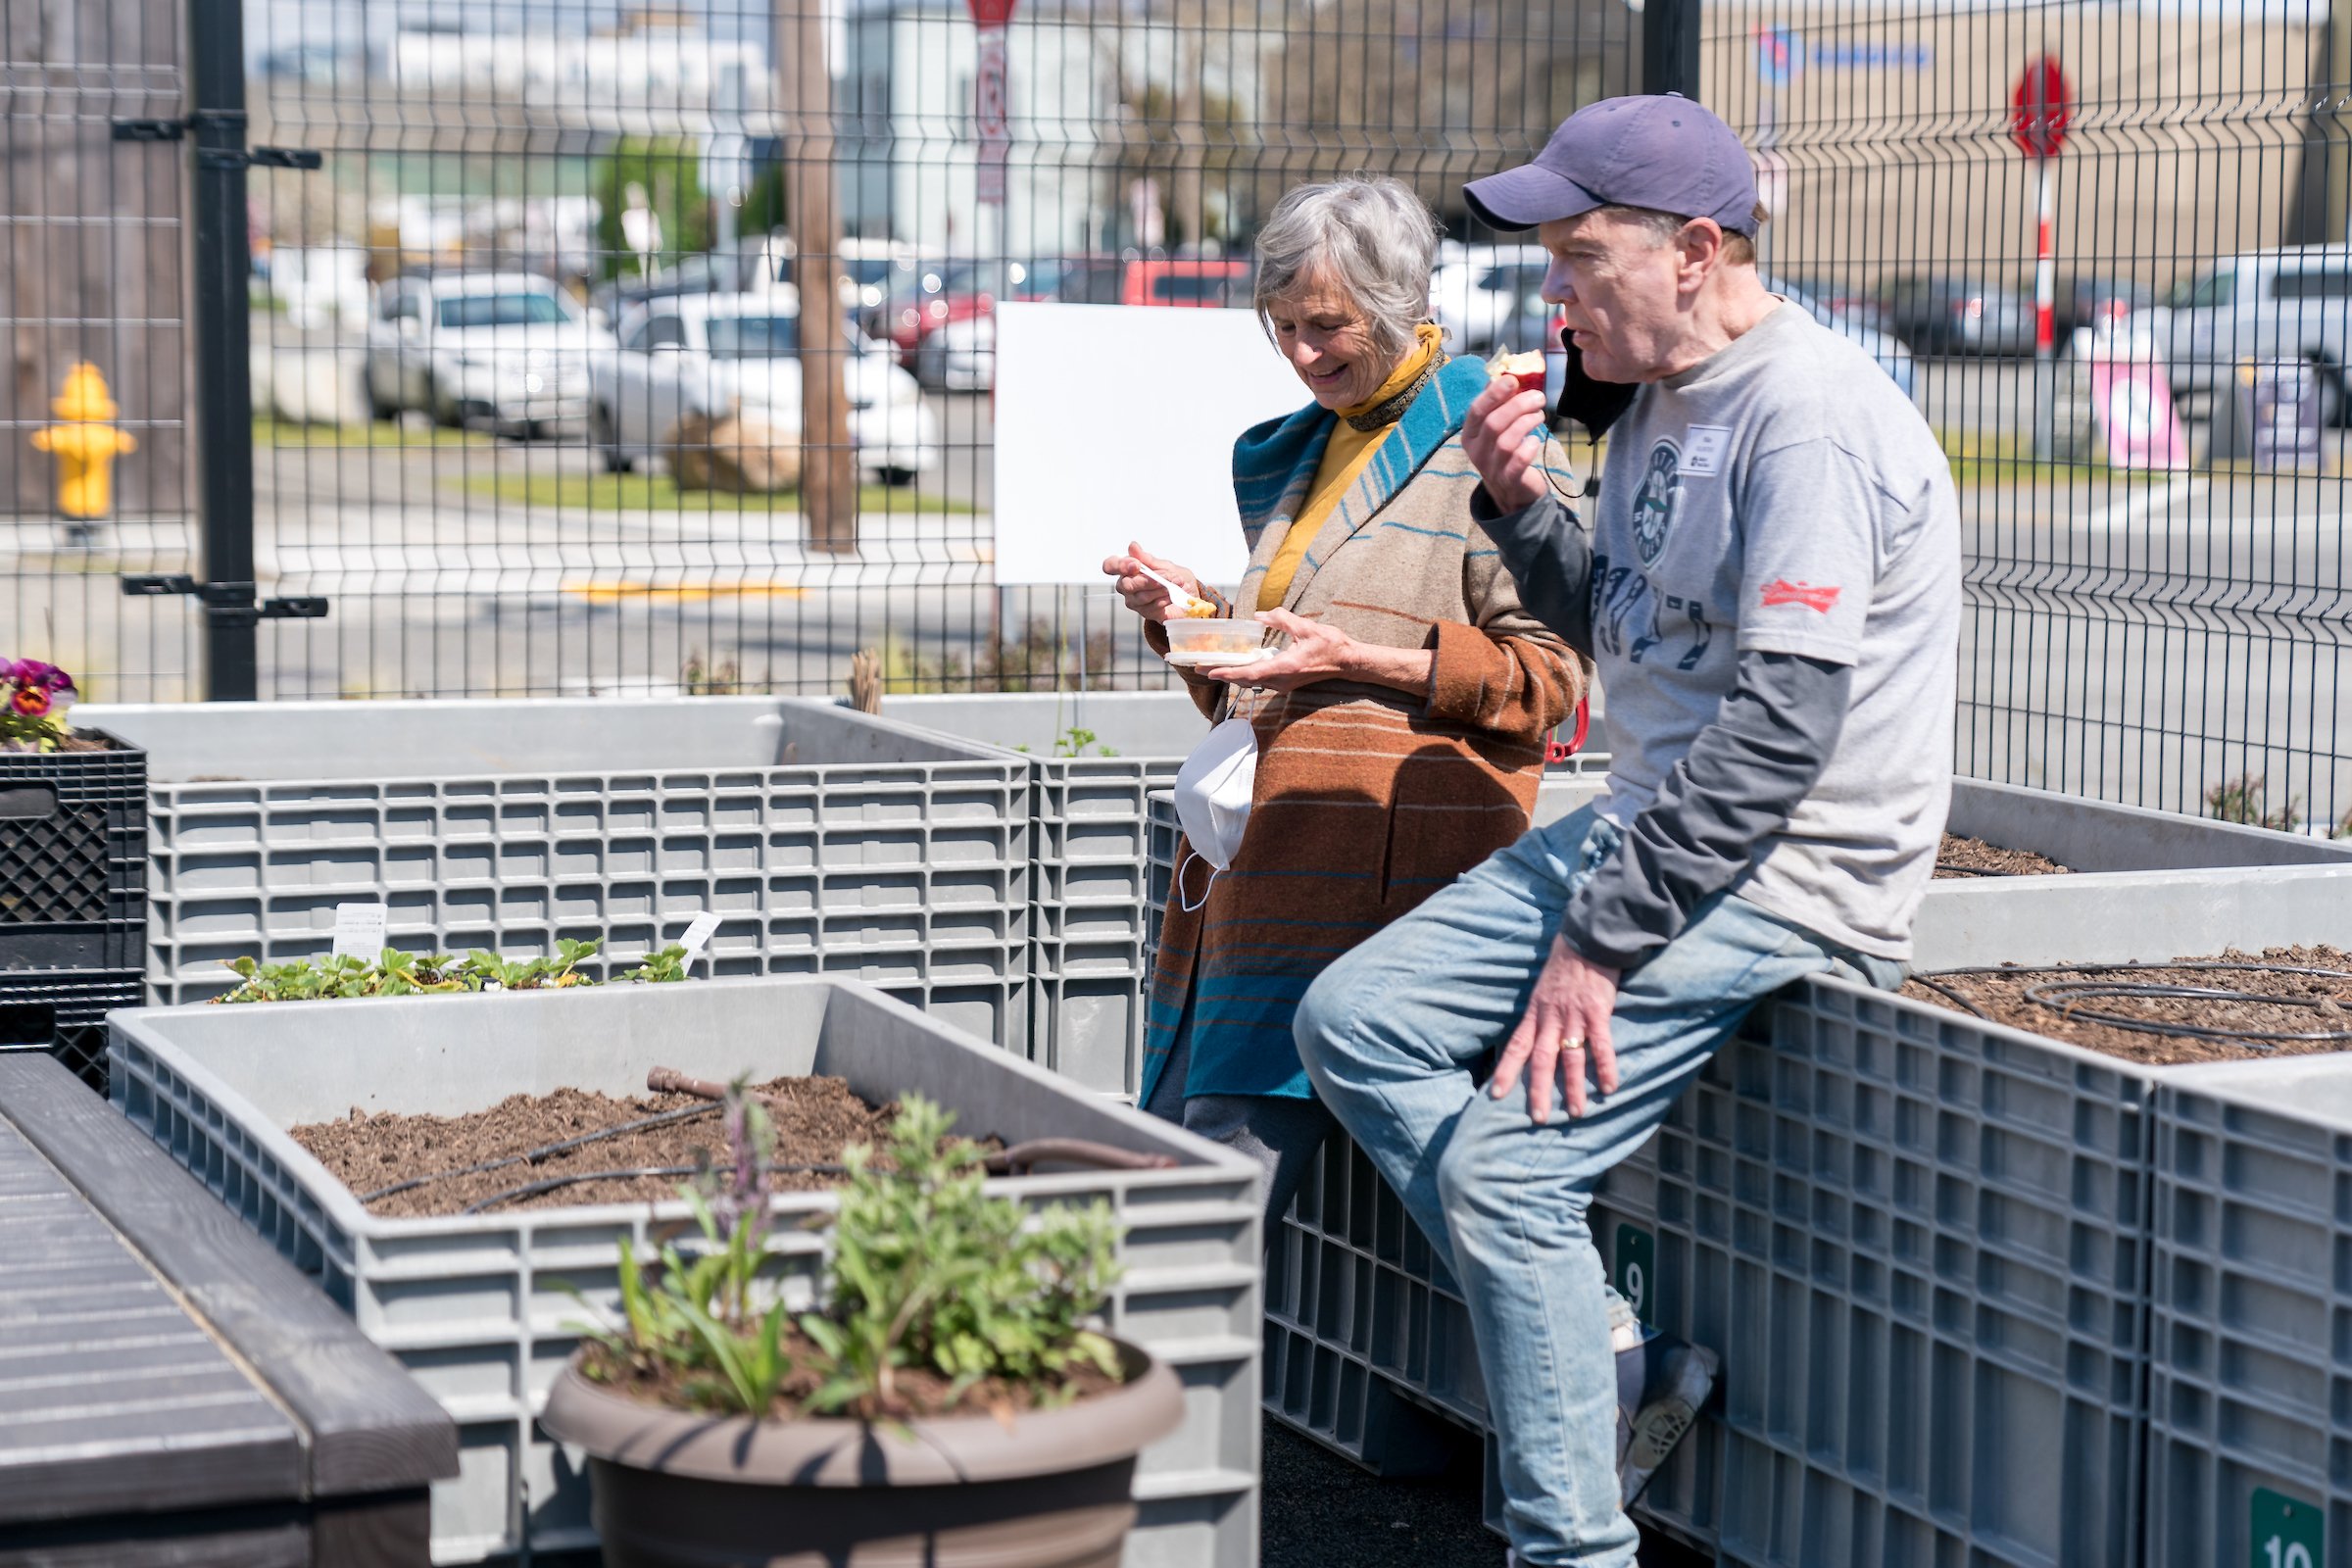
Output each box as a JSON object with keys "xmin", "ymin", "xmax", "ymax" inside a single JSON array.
[{"xmin": 542, "ymin": 1340, "xmax": 1185, "ymax": 1568}]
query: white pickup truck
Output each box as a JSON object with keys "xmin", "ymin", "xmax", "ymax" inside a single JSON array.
[{"xmin": 2164, "ymin": 246, "xmax": 2352, "ymax": 423}]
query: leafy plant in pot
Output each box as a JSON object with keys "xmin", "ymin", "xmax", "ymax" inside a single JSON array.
[{"xmin": 545, "ymin": 1084, "xmax": 1184, "ymax": 1568}]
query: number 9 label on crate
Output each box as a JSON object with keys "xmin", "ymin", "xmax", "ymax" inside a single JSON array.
[
  {"xmin": 1612, "ymin": 1222, "xmax": 1655, "ymax": 1327},
  {"xmin": 2253, "ymin": 1487, "xmax": 2322, "ymax": 1568}
]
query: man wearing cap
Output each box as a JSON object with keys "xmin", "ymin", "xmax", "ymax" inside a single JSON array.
[{"xmin": 1292, "ymin": 95, "xmax": 1959, "ymax": 1564}]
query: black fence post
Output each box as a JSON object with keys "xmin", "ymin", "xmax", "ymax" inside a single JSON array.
[
  {"xmin": 185, "ymin": 0, "xmax": 259, "ymax": 701},
  {"xmin": 1642, "ymin": 0, "xmax": 1704, "ymax": 100}
]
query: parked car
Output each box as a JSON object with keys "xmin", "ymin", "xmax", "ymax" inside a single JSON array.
[
  {"xmin": 1431, "ymin": 244, "xmax": 1550, "ymax": 357},
  {"xmin": 1877, "ymin": 274, "xmax": 2037, "ymax": 357},
  {"xmin": 589, "ymin": 288, "xmax": 940, "ymax": 485},
  {"xmin": 1775, "ymin": 273, "xmax": 1890, "ymax": 335},
  {"xmin": 912, "ymin": 257, "xmax": 1253, "ymax": 391},
  {"xmin": 366, "ymin": 271, "xmax": 607, "ymax": 434},
  {"xmin": 1764, "ymin": 275, "xmax": 1917, "ymax": 399},
  {"xmin": 2054, "ymin": 274, "xmax": 2154, "ymax": 340},
  {"xmin": 2163, "ymin": 247, "xmax": 2352, "ymax": 422},
  {"xmin": 883, "ymin": 258, "xmax": 1046, "ymax": 365}
]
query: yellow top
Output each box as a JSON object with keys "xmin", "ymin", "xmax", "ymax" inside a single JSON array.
[
  {"xmin": 1257, "ymin": 322, "xmax": 1442, "ymax": 612},
  {"xmin": 51, "ymin": 362, "xmax": 119, "ymax": 421}
]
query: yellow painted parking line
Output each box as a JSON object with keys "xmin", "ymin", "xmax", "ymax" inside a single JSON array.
[{"xmin": 561, "ymin": 580, "xmax": 807, "ymax": 605}]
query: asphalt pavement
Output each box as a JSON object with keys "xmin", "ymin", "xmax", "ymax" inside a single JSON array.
[{"xmin": 1262, "ymin": 1418, "xmax": 1711, "ymax": 1568}]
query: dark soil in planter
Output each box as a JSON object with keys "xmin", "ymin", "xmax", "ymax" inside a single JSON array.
[
  {"xmin": 580, "ymin": 1329, "xmax": 1126, "ymax": 1422},
  {"xmin": 1903, "ymin": 944, "xmax": 2352, "ymax": 1065},
  {"xmin": 54, "ymin": 730, "xmax": 120, "ymax": 754},
  {"xmin": 1935, "ymin": 832, "xmax": 2069, "ymax": 878},
  {"xmin": 295, "ymin": 1076, "xmax": 905, "ymax": 1217}
]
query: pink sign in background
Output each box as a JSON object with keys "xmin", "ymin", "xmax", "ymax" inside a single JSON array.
[{"xmin": 2086, "ymin": 356, "xmax": 2188, "ymax": 469}]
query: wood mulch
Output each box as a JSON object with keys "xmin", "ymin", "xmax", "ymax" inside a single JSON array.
[
  {"xmin": 1902, "ymin": 944, "xmax": 2352, "ymax": 1065},
  {"xmin": 1934, "ymin": 832, "xmax": 2070, "ymax": 878},
  {"xmin": 292, "ymin": 1076, "xmax": 896, "ymax": 1217}
]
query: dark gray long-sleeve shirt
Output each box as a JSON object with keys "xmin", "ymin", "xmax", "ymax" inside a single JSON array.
[{"xmin": 1474, "ymin": 487, "xmax": 1848, "ymax": 969}]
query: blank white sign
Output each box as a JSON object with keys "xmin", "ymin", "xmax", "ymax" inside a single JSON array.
[{"xmin": 992, "ymin": 301, "xmax": 1311, "ymax": 589}]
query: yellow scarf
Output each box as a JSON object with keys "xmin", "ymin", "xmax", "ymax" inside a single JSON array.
[{"xmin": 1257, "ymin": 322, "xmax": 1444, "ymax": 611}]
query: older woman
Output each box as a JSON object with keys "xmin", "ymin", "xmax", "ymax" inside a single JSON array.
[{"xmin": 1104, "ymin": 175, "xmax": 1588, "ymax": 1226}]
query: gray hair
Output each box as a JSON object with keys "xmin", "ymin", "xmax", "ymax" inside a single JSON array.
[{"xmin": 1252, "ymin": 176, "xmax": 1439, "ymax": 365}]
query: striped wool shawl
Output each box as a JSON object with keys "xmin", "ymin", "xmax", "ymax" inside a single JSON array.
[{"xmin": 1143, "ymin": 355, "xmax": 1587, "ymax": 1104}]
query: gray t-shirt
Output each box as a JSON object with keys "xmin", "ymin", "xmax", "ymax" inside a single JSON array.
[{"xmin": 1591, "ymin": 301, "xmax": 1959, "ymax": 958}]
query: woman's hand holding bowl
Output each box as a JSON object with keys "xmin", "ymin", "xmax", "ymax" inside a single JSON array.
[{"xmin": 1199, "ymin": 607, "xmax": 1354, "ymax": 692}]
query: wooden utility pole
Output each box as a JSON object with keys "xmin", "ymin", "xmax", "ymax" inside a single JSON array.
[{"xmin": 777, "ymin": 0, "xmax": 857, "ymax": 554}]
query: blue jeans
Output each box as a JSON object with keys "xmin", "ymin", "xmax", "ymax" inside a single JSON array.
[{"xmin": 1293, "ymin": 805, "xmax": 1904, "ymax": 1566}]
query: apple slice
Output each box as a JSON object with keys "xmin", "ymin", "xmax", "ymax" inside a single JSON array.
[{"xmin": 1488, "ymin": 348, "xmax": 1546, "ymax": 396}]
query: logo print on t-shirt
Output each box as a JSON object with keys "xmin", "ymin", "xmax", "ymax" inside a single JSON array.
[
  {"xmin": 1760, "ymin": 579, "xmax": 1841, "ymax": 612},
  {"xmin": 1632, "ymin": 439, "xmax": 1685, "ymax": 564}
]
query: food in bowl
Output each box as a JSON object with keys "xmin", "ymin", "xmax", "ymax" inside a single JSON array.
[
  {"xmin": 1162, "ymin": 616, "xmax": 1271, "ymax": 667},
  {"xmin": 1488, "ymin": 348, "xmax": 1546, "ymax": 395}
]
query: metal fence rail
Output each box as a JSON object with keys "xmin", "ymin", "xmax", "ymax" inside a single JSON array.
[{"xmin": 7, "ymin": 0, "xmax": 2350, "ymax": 828}]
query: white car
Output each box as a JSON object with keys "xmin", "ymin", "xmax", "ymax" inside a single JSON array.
[
  {"xmin": 590, "ymin": 288, "xmax": 941, "ymax": 485},
  {"xmin": 2164, "ymin": 246, "xmax": 2352, "ymax": 421},
  {"xmin": 1431, "ymin": 244, "xmax": 1551, "ymax": 357},
  {"xmin": 366, "ymin": 271, "xmax": 605, "ymax": 435}
]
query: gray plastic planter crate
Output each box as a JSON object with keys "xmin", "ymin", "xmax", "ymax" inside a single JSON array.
[
  {"xmin": 1243, "ymin": 847, "xmax": 2352, "ymax": 1551},
  {"xmin": 2144, "ymin": 1056, "xmax": 2352, "ymax": 1568},
  {"xmin": 81, "ymin": 698, "xmax": 1032, "ymax": 1047},
  {"xmin": 106, "ymin": 977, "xmax": 1262, "ymax": 1568},
  {"xmin": 1611, "ymin": 863, "xmax": 2352, "ymax": 1565},
  {"xmin": 887, "ymin": 693, "xmax": 1205, "ymax": 1099}
]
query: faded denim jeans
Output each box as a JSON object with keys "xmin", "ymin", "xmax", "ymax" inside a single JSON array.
[{"xmin": 1294, "ymin": 804, "xmax": 1903, "ymax": 1566}]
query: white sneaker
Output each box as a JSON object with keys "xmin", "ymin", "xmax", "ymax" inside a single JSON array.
[{"xmin": 1617, "ymin": 1335, "xmax": 1719, "ymax": 1507}]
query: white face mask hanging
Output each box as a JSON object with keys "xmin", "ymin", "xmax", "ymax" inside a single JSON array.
[{"xmin": 1171, "ymin": 710, "xmax": 1259, "ymax": 913}]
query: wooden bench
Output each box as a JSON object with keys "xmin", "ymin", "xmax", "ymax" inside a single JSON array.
[{"xmin": 0, "ymin": 1054, "xmax": 457, "ymax": 1567}]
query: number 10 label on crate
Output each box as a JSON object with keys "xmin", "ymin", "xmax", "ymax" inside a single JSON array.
[{"xmin": 2254, "ymin": 1487, "xmax": 2323, "ymax": 1568}]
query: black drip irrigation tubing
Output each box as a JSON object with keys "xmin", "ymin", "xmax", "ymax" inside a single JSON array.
[
  {"xmin": 462, "ymin": 1160, "xmax": 853, "ymax": 1215},
  {"xmin": 1932, "ymin": 861, "xmax": 2019, "ymax": 878},
  {"xmin": 358, "ymin": 1102, "xmax": 723, "ymax": 1205},
  {"xmin": 1912, "ymin": 961, "xmax": 2352, "ymax": 1050}
]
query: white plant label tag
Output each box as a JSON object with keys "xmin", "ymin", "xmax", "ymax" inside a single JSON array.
[
  {"xmin": 331, "ymin": 902, "xmax": 388, "ymax": 961},
  {"xmin": 678, "ymin": 911, "xmax": 722, "ymax": 963}
]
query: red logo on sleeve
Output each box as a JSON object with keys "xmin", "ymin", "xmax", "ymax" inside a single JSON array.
[{"xmin": 1760, "ymin": 579, "xmax": 1841, "ymax": 612}]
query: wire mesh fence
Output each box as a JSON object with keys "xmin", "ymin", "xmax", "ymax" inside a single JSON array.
[
  {"xmin": 1697, "ymin": 0, "xmax": 2349, "ymax": 827},
  {"xmin": 6, "ymin": 0, "xmax": 2350, "ymax": 830}
]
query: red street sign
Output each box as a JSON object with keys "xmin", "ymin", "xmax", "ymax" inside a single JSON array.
[
  {"xmin": 965, "ymin": 0, "xmax": 1017, "ymax": 26},
  {"xmin": 2010, "ymin": 56, "xmax": 2071, "ymax": 159}
]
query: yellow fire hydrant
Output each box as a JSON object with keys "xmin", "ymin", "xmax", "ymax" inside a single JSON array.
[{"xmin": 31, "ymin": 363, "xmax": 135, "ymax": 520}]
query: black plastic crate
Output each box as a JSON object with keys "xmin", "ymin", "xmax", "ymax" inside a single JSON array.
[
  {"xmin": 0, "ymin": 968, "xmax": 144, "ymax": 1093},
  {"xmin": 0, "ymin": 730, "xmax": 146, "ymax": 971}
]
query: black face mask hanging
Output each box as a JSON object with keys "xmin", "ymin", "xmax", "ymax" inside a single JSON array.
[{"xmin": 1552, "ymin": 336, "xmax": 1638, "ymax": 441}]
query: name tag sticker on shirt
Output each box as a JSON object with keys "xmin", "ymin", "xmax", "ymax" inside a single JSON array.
[{"xmin": 1679, "ymin": 425, "xmax": 1733, "ymax": 477}]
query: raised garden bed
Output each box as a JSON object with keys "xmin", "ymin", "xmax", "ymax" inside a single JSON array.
[
  {"xmin": 1224, "ymin": 852, "xmax": 2352, "ymax": 1564},
  {"xmin": 106, "ymin": 976, "xmax": 1262, "ymax": 1568},
  {"xmin": 1935, "ymin": 831, "xmax": 2067, "ymax": 877},
  {"xmin": 1904, "ymin": 944, "xmax": 2352, "ymax": 1065},
  {"xmin": 79, "ymin": 698, "xmax": 1032, "ymax": 1046},
  {"xmin": 296, "ymin": 1075, "xmax": 895, "ymax": 1217},
  {"xmin": 1597, "ymin": 862, "xmax": 2352, "ymax": 1566}
]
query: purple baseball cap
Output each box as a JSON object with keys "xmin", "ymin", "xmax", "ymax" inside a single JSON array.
[{"xmin": 1464, "ymin": 94, "xmax": 1759, "ymax": 235}]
